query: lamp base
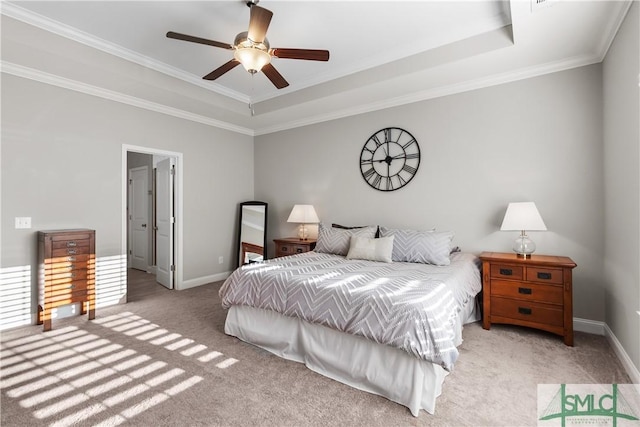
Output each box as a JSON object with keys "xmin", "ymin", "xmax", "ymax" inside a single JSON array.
[
  {"xmin": 513, "ymin": 232, "xmax": 536, "ymax": 258},
  {"xmin": 297, "ymin": 224, "xmax": 309, "ymax": 240}
]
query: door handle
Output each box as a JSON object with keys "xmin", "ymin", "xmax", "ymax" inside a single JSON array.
[{"xmin": 142, "ymin": 224, "xmax": 147, "ymax": 228}]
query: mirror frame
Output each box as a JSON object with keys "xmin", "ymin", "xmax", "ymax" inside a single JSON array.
[{"xmin": 236, "ymin": 201, "xmax": 268, "ymax": 268}]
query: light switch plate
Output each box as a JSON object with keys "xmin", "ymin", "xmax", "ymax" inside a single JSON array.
[{"xmin": 15, "ymin": 217, "xmax": 31, "ymax": 229}]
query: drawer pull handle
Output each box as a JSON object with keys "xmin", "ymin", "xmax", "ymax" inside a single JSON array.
[
  {"xmin": 67, "ymin": 285, "xmax": 75, "ymax": 289},
  {"xmin": 499, "ymin": 268, "xmax": 513, "ymax": 276},
  {"xmin": 70, "ymin": 272, "xmax": 76, "ymax": 278},
  {"xmin": 537, "ymin": 272, "xmax": 552, "ymax": 280},
  {"xmin": 518, "ymin": 287, "xmax": 532, "ymax": 295},
  {"xmin": 67, "ymin": 256, "xmax": 76, "ymax": 262},
  {"xmin": 282, "ymin": 247, "xmax": 288, "ymax": 252},
  {"xmin": 68, "ymin": 249, "xmax": 77, "ymax": 255},
  {"xmin": 518, "ymin": 307, "xmax": 532, "ymax": 315},
  {"xmin": 66, "ymin": 241, "xmax": 77, "ymax": 247},
  {"xmin": 296, "ymin": 248, "xmax": 303, "ymax": 253}
]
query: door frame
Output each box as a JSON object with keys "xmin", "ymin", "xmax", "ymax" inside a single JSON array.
[{"xmin": 122, "ymin": 144, "xmax": 184, "ymax": 290}]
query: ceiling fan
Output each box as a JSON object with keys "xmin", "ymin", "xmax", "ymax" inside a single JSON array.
[{"xmin": 166, "ymin": 0, "xmax": 330, "ymax": 89}]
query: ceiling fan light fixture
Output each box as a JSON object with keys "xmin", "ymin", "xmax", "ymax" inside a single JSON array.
[{"xmin": 234, "ymin": 46, "xmax": 271, "ymax": 73}]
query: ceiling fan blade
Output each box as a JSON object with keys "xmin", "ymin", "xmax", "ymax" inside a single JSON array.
[
  {"xmin": 247, "ymin": 5, "xmax": 273, "ymax": 43},
  {"xmin": 166, "ymin": 31, "xmax": 233, "ymax": 50},
  {"xmin": 262, "ymin": 63, "xmax": 289, "ymax": 89},
  {"xmin": 203, "ymin": 60, "xmax": 240, "ymax": 80},
  {"xmin": 271, "ymin": 48, "xmax": 330, "ymax": 61}
]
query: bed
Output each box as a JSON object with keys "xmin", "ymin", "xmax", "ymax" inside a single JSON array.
[{"xmin": 219, "ymin": 224, "xmax": 482, "ymax": 416}]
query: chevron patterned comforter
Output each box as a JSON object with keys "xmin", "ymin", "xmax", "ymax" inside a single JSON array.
[{"xmin": 219, "ymin": 251, "xmax": 481, "ymax": 371}]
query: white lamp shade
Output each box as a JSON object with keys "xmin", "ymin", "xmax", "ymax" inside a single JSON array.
[
  {"xmin": 287, "ymin": 205, "xmax": 319, "ymax": 224},
  {"xmin": 500, "ymin": 202, "xmax": 547, "ymax": 231}
]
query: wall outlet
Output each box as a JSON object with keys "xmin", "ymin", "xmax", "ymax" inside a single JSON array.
[
  {"xmin": 218, "ymin": 256, "xmax": 224, "ymax": 264},
  {"xmin": 15, "ymin": 217, "xmax": 31, "ymax": 229}
]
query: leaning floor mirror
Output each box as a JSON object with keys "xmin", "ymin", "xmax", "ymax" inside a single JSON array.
[{"xmin": 236, "ymin": 201, "xmax": 268, "ymax": 268}]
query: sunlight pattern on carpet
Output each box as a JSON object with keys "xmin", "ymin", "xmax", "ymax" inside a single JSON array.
[
  {"xmin": 0, "ymin": 319, "xmax": 234, "ymax": 426},
  {"xmin": 93, "ymin": 312, "xmax": 238, "ymax": 368}
]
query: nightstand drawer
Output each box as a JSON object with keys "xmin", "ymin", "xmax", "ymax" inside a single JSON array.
[
  {"xmin": 491, "ymin": 280, "xmax": 563, "ymax": 304},
  {"xmin": 526, "ymin": 267, "xmax": 563, "ymax": 285},
  {"xmin": 490, "ymin": 264, "xmax": 524, "ymax": 280},
  {"xmin": 491, "ymin": 296, "xmax": 564, "ymax": 326},
  {"xmin": 274, "ymin": 238, "xmax": 316, "ymax": 258}
]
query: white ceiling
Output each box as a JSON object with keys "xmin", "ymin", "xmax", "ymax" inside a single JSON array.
[{"xmin": 1, "ymin": 1, "xmax": 632, "ymax": 135}]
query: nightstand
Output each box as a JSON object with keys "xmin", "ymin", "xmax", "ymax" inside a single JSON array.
[
  {"xmin": 479, "ymin": 252, "xmax": 577, "ymax": 346},
  {"xmin": 274, "ymin": 238, "xmax": 316, "ymax": 258}
]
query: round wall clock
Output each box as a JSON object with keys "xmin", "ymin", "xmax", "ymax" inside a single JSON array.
[{"xmin": 359, "ymin": 127, "xmax": 421, "ymax": 191}]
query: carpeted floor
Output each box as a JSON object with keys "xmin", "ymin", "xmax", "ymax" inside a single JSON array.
[{"xmin": 0, "ymin": 269, "xmax": 631, "ymax": 427}]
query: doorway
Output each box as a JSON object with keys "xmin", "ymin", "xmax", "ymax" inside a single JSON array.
[{"xmin": 123, "ymin": 145, "xmax": 183, "ymax": 299}]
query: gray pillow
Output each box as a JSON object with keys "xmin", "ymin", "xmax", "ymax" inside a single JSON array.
[
  {"xmin": 315, "ymin": 223, "xmax": 377, "ymax": 256},
  {"xmin": 379, "ymin": 227, "xmax": 454, "ymax": 265}
]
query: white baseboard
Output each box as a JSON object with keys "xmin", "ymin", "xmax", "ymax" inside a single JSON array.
[
  {"xmin": 574, "ymin": 317, "xmax": 639, "ymax": 383},
  {"xmin": 574, "ymin": 317, "xmax": 605, "ymax": 335},
  {"xmin": 604, "ymin": 323, "xmax": 640, "ymax": 384},
  {"xmin": 179, "ymin": 271, "xmax": 231, "ymax": 290}
]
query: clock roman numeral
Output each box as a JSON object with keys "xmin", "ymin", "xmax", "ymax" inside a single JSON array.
[
  {"xmin": 371, "ymin": 135, "xmax": 383, "ymax": 147},
  {"xmin": 402, "ymin": 164, "xmax": 417, "ymax": 175},
  {"xmin": 371, "ymin": 174, "xmax": 382, "ymax": 188},
  {"xmin": 362, "ymin": 167, "xmax": 376, "ymax": 180},
  {"xmin": 402, "ymin": 139, "xmax": 417, "ymax": 150},
  {"xmin": 384, "ymin": 128, "xmax": 392, "ymax": 143},
  {"xmin": 404, "ymin": 152, "xmax": 419, "ymax": 160}
]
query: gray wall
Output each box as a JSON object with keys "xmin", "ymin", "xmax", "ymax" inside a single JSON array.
[
  {"xmin": 256, "ymin": 64, "xmax": 606, "ymax": 324},
  {"xmin": 603, "ymin": 1, "xmax": 640, "ymax": 373},
  {"xmin": 1, "ymin": 74, "xmax": 253, "ymax": 325}
]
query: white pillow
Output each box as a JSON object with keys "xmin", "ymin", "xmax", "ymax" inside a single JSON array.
[
  {"xmin": 315, "ymin": 222, "xmax": 377, "ymax": 256},
  {"xmin": 346, "ymin": 235, "xmax": 394, "ymax": 263}
]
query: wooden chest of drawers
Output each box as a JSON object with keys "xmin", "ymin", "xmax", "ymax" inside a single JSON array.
[
  {"xmin": 38, "ymin": 229, "xmax": 96, "ymax": 331},
  {"xmin": 479, "ymin": 252, "xmax": 576, "ymax": 346},
  {"xmin": 274, "ymin": 238, "xmax": 316, "ymax": 258}
]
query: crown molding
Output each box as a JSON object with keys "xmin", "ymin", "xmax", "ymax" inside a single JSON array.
[
  {"xmin": 1, "ymin": 61, "xmax": 254, "ymax": 136},
  {"xmin": 253, "ymin": 52, "xmax": 602, "ymax": 136},
  {"xmin": 595, "ymin": 0, "xmax": 634, "ymax": 62},
  {"xmin": 0, "ymin": 2, "xmax": 250, "ymax": 104}
]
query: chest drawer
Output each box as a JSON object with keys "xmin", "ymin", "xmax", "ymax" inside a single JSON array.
[
  {"xmin": 526, "ymin": 267, "xmax": 563, "ymax": 285},
  {"xmin": 490, "ymin": 280, "xmax": 563, "ymax": 305},
  {"xmin": 491, "ymin": 296, "xmax": 564, "ymax": 326},
  {"xmin": 490, "ymin": 264, "xmax": 524, "ymax": 280},
  {"xmin": 277, "ymin": 244, "xmax": 307, "ymax": 256},
  {"xmin": 52, "ymin": 240, "xmax": 91, "ymax": 256}
]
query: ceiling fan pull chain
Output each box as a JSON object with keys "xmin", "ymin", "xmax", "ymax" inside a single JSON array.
[{"xmin": 249, "ymin": 73, "xmax": 256, "ymax": 116}]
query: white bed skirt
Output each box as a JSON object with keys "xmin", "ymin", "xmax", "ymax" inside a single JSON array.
[{"xmin": 224, "ymin": 300, "xmax": 479, "ymax": 416}]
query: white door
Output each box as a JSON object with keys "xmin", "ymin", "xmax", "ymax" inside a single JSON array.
[
  {"xmin": 128, "ymin": 166, "xmax": 149, "ymax": 271},
  {"xmin": 156, "ymin": 158, "xmax": 174, "ymax": 289}
]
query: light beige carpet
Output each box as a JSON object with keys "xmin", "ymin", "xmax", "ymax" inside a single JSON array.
[{"xmin": 0, "ymin": 269, "xmax": 631, "ymax": 427}]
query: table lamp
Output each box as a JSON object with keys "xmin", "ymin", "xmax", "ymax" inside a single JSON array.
[
  {"xmin": 287, "ymin": 205, "xmax": 319, "ymax": 240},
  {"xmin": 500, "ymin": 202, "xmax": 547, "ymax": 258}
]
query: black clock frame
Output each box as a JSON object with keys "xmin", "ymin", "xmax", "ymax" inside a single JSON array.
[{"xmin": 359, "ymin": 127, "xmax": 421, "ymax": 192}]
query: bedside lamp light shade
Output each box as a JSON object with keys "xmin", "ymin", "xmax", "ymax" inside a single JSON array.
[
  {"xmin": 287, "ymin": 205, "xmax": 319, "ymax": 240},
  {"xmin": 500, "ymin": 202, "xmax": 547, "ymax": 258}
]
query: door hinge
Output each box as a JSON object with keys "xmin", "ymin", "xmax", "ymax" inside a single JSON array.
[
  {"xmin": 129, "ymin": 250, "xmax": 132, "ymax": 255},
  {"xmin": 129, "ymin": 179, "xmax": 132, "ymax": 184},
  {"xmin": 170, "ymin": 166, "xmax": 175, "ymax": 176},
  {"xmin": 170, "ymin": 265, "xmax": 175, "ymax": 272}
]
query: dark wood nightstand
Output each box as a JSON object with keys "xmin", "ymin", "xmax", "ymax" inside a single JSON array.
[
  {"xmin": 274, "ymin": 238, "xmax": 316, "ymax": 258},
  {"xmin": 479, "ymin": 251, "xmax": 577, "ymax": 346}
]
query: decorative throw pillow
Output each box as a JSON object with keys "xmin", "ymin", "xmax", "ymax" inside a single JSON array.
[
  {"xmin": 346, "ymin": 235, "xmax": 394, "ymax": 263},
  {"xmin": 379, "ymin": 227, "xmax": 454, "ymax": 265},
  {"xmin": 315, "ymin": 223, "xmax": 377, "ymax": 256}
]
